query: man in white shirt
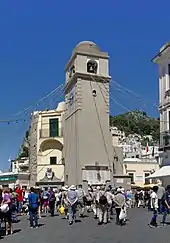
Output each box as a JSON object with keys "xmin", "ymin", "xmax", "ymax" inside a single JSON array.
[{"xmin": 148, "ymin": 186, "xmax": 159, "ymax": 228}]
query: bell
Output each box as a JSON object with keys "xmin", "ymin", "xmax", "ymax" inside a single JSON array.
[{"xmin": 89, "ymin": 65, "xmax": 94, "ymax": 72}]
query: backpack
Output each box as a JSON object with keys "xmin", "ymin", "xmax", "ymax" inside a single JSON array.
[
  {"xmin": 77, "ymin": 189, "xmax": 85, "ymax": 201},
  {"xmin": 86, "ymin": 192, "xmax": 93, "ymax": 202},
  {"xmin": 99, "ymin": 194, "xmax": 107, "ymax": 205},
  {"xmin": 49, "ymin": 192, "xmax": 56, "ymax": 202},
  {"xmin": 43, "ymin": 191, "xmax": 48, "ymax": 200}
]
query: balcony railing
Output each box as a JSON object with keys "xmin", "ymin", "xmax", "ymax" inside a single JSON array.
[
  {"xmin": 19, "ymin": 162, "xmax": 29, "ymax": 168},
  {"xmin": 160, "ymin": 131, "xmax": 170, "ymax": 149},
  {"xmin": 159, "ymin": 95, "xmax": 170, "ymax": 108},
  {"xmin": 39, "ymin": 128, "xmax": 63, "ymax": 138}
]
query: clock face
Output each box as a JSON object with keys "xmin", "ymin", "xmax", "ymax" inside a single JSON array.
[
  {"xmin": 67, "ymin": 65, "xmax": 75, "ymax": 80},
  {"xmin": 69, "ymin": 92, "xmax": 74, "ymax": 106},
  {"xmin": 68, "ymin": 87, "xmax": 75, "ymax": 107}
]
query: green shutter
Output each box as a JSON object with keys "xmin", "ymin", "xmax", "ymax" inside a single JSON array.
[{"xmin": 49, "ymin": 118, "xmax": 59, "ymax": 137}]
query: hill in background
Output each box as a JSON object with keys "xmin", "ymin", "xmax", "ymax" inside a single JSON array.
[{"xmin": 109, "ymin": 110, "xmax": 160, "ymax": 145}]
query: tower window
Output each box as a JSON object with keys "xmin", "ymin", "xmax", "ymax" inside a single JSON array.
[
  {"xmin": 50, "ymin": 157, "xmax": 57, "ymax": 165},
  {"xmin": 92, "ymin": 90, "xmax": 97, "ymax": 97},
  {"xmin": 87, "ymin": 59, "xmax": 98, "ymax": 74}
]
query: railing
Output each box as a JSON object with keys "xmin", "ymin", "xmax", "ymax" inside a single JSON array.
[
  {"xmin": 19, "ymin": 162, "xmax": 29, "ymax": 168},
  {"xmin": 39, "ymin": 128, "xmax": 63, "ymax": 138},
  {"xmin": 160, "ymin": 131, "xmax": 170, "ymax": 149},
  {"xmin": 159, "ymin": 95, "xmax": 170, "ymax": 108}
]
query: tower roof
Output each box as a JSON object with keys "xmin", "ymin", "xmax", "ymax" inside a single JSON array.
[{"xmin": 74, "ymin": 41, "xmax": 100, "ymax": 53}]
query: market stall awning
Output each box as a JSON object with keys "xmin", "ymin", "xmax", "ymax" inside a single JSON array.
[{"xmin": 146, "ymin": 166, "xmax": 170, "ymax": 179}]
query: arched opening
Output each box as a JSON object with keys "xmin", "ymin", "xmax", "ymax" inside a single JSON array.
[
  {"xmin": 39, "ymin": 139, "xmax": 63, "ymax": 164},
  {"xmin": 87, "ymin": 59, "xmax": 98, "ymax": 74}
]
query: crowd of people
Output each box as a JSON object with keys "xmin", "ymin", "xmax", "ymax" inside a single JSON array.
[{"xmin": 0, "ymin": 182, "xmax": 169, "ymax": 237}]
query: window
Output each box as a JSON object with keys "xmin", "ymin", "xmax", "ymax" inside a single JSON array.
[
  {"xmin": 144, "ymin": 172, "xmax": 150, "ymax": 184},
  {"xmin": 168, "ymin": 64, "xmax": 170, "ymax": 76},
  {"xmin": 50, "ymin": 157, "xmax": 57, "ymax": 165},
  {"xmin": 128, "ymin": 173, "xmax": 134, "ymax": 183},
  {"xmin": 49, "ymin": 118, "xmax": 59, "ymax": 137},
  {"xmin": 169, "ymin": 111, "xmax": 170, "ymax": 131},
  {"xmin": 136, "ymin": 155, "xmax": 139, "ymax": 158}
]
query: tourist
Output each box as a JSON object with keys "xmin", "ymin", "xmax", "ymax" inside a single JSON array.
[
  {"xmin": 15, "ymin": 185, "xmax": 23, "ymax": 214},
  {"xmin": 76, "ymin": 184, "xmax": 86, "ymax": 218},
  {"xmin": 162, "ymin": 185, "xmax": 170, "ymax": 225},
  {"xmin": 2, "ymin": 187, "xmax": 13, "ymax": 235},
  {"xmin": 148, "ymin": 186, "xmax": 159, "ymax": 228},
  {"xmin": 10, "ymin": 188, "xmax": 18, "ymax": 223},
  {"xmin": 157, "ymin": 182, "xmax": 165, "ymax": 214},
  {"xmin": 92, "ymin": 186, "xmax": 100, "ymax": 219},
  {"xmin": 28, "ymin": 187, "xmax": 39, "ymax": 228},
  {"xmin": 67, "ymin": 185, "xmax": 78, "ymax": 225},
  {"xmin": 113, "ymin": 188, "xmax": 126, "ymax": 225},
  {"xmin": 42, "ymin": 188, "xmax": 49, "ymax": 214},
  {"xmin": 126, "ymin": 190, "xmax": 133, "ymax": 208},
  {"xmin": 48, "ymin": 188, "xmax": 56, "ymax": 217},
  {"xmin": 61, "ymin": 186, "xmax": 69, "ymax": 219},
  {"xmin": 85, "ymin": 187, "xmax": 93, "ymax": 212},
  {"xmin": 96, "ymin": 186, "xmax": 108, "ymax": 225},
  {"xmin": 105, "ymin": 187, "xmax": 114, "ymax": 222},
  {"xmin": 55, "ymin": 189, "xmax": 62, "ymax": 213}
]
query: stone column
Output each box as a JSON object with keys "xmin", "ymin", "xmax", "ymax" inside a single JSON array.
[{"xmin": 29, "ymin": 114, "xmax": 38, "ymax": 187}]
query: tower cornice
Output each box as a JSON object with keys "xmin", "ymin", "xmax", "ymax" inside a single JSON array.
[{"xmin": 65, "ymin": 72, "xmax": 111, "ymax": 92}]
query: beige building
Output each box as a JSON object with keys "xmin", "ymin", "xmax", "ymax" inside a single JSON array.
[
  {"xmin": 29, "ymin": 102, "xmax": 65, "ymax": 187},
  {"xmin": 123, "ymin": 158, "xmax": 160, "ymax": 186}
]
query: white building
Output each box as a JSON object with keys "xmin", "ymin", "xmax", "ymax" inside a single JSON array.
[
  {"xmin": 152, "ymin": 41, "xmax": 170, "ymax": 168},
  {"xmin": 12, "ymin": 157, "xmax": 29, "ymax": 173}
]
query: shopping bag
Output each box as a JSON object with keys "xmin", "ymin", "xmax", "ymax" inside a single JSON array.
[
  {"xmin": 59, "ymin": 205, "xmax": 65, "ymax": 214},
  {"xmin": 119, "ymin": 208, "xmax": 126, "ymax": 220},
  {"xmin": 0, "ymin": 204, "xmax": 9, "ymax": 213}
]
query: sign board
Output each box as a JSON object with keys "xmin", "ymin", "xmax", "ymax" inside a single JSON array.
[
  {"xmin": 82, "ymin": 169, "xmax": 110, "ymax": 184},
  {"xmin": 0, "ymin": 176, "xmax": 16, "ymax": 182},
  {"xmin": 116, "ymin": 178, "xmax": 124, "ymax": 184}
]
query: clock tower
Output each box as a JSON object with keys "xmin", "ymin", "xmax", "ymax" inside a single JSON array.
[{"xmin": 64, "ymin": 41, "xmax": 113, "ymax": 187}]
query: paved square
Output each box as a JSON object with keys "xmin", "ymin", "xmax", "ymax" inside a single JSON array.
[{"xmin": 1, "ymin": 208, "xmax": 170, "ymax": 243}]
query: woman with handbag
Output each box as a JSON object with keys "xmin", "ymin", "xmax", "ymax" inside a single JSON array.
[
  {"xmin": 1, "ymin": 187, "xmax": 13, "ymax": 235},
  {"xmin": 113, "ymin": 188, "xmax": 126, "ymax": 226}
]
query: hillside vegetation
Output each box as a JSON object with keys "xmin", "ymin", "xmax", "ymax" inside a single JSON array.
[{"xmin": 109, "ymin": 110, "xmax": 160, "ymax": 145}]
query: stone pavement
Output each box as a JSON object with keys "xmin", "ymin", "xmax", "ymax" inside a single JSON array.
[{"xmin": 1, "ymin": 208, "xmax": 170, "ymax": 243}]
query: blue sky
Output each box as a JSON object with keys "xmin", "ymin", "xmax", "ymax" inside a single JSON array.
[{"xmin": 0, "ymin": 0, "xmax": 169, "ymax": 170}]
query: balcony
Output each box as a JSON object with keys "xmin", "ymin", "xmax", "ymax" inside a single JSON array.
[
  {"xmin": 160, "ymin": 131, "xmax": 170, "ymax": 150},
  {"xmin": 17, "ymin": 159, "xmax": 29, "ymax": 172},
  {"xmin": 39, "ymin": 128, "xmax": 63, "ymax": 138},
  {"xmin": 159, "ymin": 91, "xmax": 170, "ymax": 109}
]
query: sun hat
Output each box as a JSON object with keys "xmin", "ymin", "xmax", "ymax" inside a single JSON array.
[
  {"xmin": 69, "ymin": 185, "xmax": 76, "ymax": 190},
  {"xmin": 62, "ymin": 186, "xmax": 68, "ymax": 191}
]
